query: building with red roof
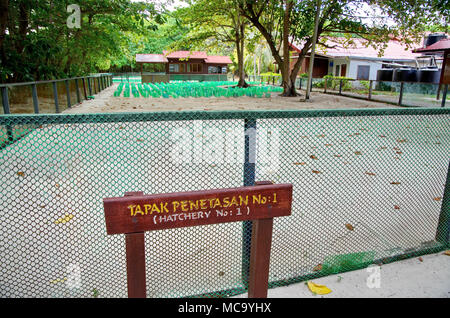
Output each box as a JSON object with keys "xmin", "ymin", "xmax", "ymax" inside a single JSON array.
[
  {"xmin": 136, "ymin": 51, "xmax": 232, "ymax": 75},
  {"xmin": 289, "ymin": 37, "xmax": 423, "ymax": 80}
]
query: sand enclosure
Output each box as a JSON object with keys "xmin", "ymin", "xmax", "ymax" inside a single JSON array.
[
  {"xmin": 64, "ymin": 83, "xmax": 400, "ymax": 114},
  {"xmin": 1, "ymin": 83, "xmax": 447, "ymax": 298}
]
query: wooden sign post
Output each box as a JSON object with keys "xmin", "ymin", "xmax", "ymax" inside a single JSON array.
[{"xmin": 103, "ymin": 181, "xmax": 293, "ymax": 298}]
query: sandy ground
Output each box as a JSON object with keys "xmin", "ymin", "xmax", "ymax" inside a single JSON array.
[
  {"xmin": 63, "ymin": 83, "xmax": 401, "ymax": 114},
  {"xmin": 235, "ymin": 251, "xmax": 450, "ymax": 298},
  {"xmin": 1, "ymin": 83, "xmax": 448, "ymax": 298}
]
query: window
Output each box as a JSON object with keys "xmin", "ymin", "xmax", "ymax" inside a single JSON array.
[
  {"xmin": 221, "ymin": 66, "xmax": 227, "ymax": 74},
  {"xmin": 188, "ymin": 63, "xmax": 202, "ymax": 73},
  {"xmin": 169, "ymin": 64, "xmax": 179, "ymax": 73},
  {"xmin": 335, "ymin": 65, "xmax": 340, "ymax": 77},
  {"xmin": 208, "ymin": 66, "xmax": 219, "ymax": 74},
  {"xmin": 357, "ymin": 65, "xmax": 370, "ymax": 80}
]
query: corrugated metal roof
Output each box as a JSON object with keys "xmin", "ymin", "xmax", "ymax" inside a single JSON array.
[
  {"xmin": 413, "ymin": 39, "xmax": 450, "ymax": 53},
  {"xmin": 136, "ymin": 54, "xmax": 168, "ymax": 63},
  {"xmin": 291, "ymin": 37, "xmax": 420, "ymax": 61},
  {"xmin": 205, "ymin": 56, "xmax": 233, "ymax": 64},
  {"xmin": 163, "ymin": 51, "xmax": 208, "ymax": 59}
]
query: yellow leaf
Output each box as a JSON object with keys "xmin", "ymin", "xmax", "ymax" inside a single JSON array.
[
  {"xmin": 307, "ymin": 281, "xmax": 332, "ymax": 295},
  {"xmin": 345, "ymin": 223, "xmax": 354, "ymax": 231},
  {"xmin": 313, "ymin": 264, "xmax": 322, "ymax": 272},
  {"xmin": 443, "ymin": 250, "xmax": 450, "ymax": 256}
]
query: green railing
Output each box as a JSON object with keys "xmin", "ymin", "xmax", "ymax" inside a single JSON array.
[
  {"xmin": 0, "ymin": 108, "xmax": 449, "ymax": 297},
  {"xmin": 0, "ymin": 74, "xmax": 114, "ymax": 115}
]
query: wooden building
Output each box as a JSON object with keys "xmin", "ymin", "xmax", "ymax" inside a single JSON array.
[{"xmin": 136, "ymin": 51, "xmax": 232, "ymax": 75}]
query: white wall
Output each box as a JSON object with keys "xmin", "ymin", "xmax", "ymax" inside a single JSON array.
[
  {"xmin": 348, "ymin": 59, "xmax": 383, "ymax": 80},
  {"xmin": 328, "ymin": 58, "xmax": 349, "ymax": 76}
]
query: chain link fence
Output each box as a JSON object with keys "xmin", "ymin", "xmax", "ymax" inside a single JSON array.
[{"xmin": 0, "ymin": 108, "xmax": 449, "ymax": 298}]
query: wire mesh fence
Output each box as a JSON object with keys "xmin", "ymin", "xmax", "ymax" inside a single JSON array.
[{"xmin": 0, "ymin": 108, "xmax": 449, "ymax": 298}]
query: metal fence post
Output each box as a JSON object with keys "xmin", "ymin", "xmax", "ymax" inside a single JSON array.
[
  {"xmin": 1, "ymin": 86, "xmax": 13, "ymax": 142},
  {"xmin": 324, "ymin": 78, "xmax": 327, "ymax": 93},
  {"xmin": 398, "ymin": 82, "xmax": 404, "ymax": 106},
  {"xmin": 87, "ymin": 77, "xmax": 92, "ymax": 96},
  {"xmin": 65, "ymin": 80, "xmax": 71, "ymax": 108},
  {"xmin": 368, "ymin": 80, "xmax": 373, "ymax": 100},
  {"xmin": 82, "ymin": 77, "xmax": 87, "ymax": 100},
  {"xmin": 52, "ymin": 81, "xmax": 60, "ymax": 113},
  {"xmin": 436, "ymin": 161, "xmax": 450, "ymax": 247},
  {"xmin": 31, "ymin": 84, "xmax": 39, "ymax": 114},
  {"xmin": 242, "ymin": 118, "xmax": 257, "ymax": 288},
  {"xmin": 339, "ymin": 79, "xmax": 343, "ymax": 95},
  {"xmin": 75, "ymin": 79, "xmax": 81, "ymax": 104},
  {"xmin": 299, "ymin": 78, "xmax": 302, "ymax": 91},
  {"xmin": 442, "ymin": 84, "xmax": 448, "ymax": 108}
]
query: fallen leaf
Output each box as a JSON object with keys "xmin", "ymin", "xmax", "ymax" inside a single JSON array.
[
  {"xmin": 312, "ymin": 170, "xmax": 321, "ymax": 174},
  {"xmin": 433, "ymin": 197, "xmax": 442, "ymax": 201},
  {"xmin": 54, "ymin": 213, "xmax": 75, "ymax": 225},
  {"xmin": 394, "ymin": 205, "xmax": 400, "ymax": 210},
  {"xmin": 345, "ymin": 223, "xmax": 354, "ymax": 231},
  {"xmin": 317, "ymin": 134, "xmax": 325, "ymax": 138},
  {"xmin": 307, "ymin": 281, "xmax": 332, "ymax": 295},
  {"xmin": 325, "ymin": 144, "xmax": 332, "ymax": 147},
  {"xmin": 418, "ymin": 257, "xmax": 423, "ymax": 262},
  {"xmin": 334, "ymin": 154, "xmax": 342, "ymax": 158},
  {"xmin": 365, "ymin": 172, "xmax": 376, "ymax": 176},
  {"xmin": 390, "ymin": 182, "xmax": 401, "ymax": 185},
  {"xmin": 137, "ymin": 138, "xmax": 144, "ymax": 142},
  {"xmin": 310, "ymin": 155, "xmax": 318, "ymax": 160},
  {"xmin": 379, "ymin": 135, "xmax": 387, "ymax": 138},
  {"xmin": 397, "ymin": 139, "xmax": 407, "ymax": 143},
  {"xmin": 443, "ymin": 250, "xmax": 450, "ymax": 256},
  {"xmin": 293, "ymin": 162, "xmax": 306, "ymax": 166},
  {"xmin": 313, "ymin": 264, "xmax": 322, "ymax": 272},
  {"xmin": 16, "ymin": 171, "xmax": 25, "ymax": 177},
  {"xmin": 393, "ymin": 147, "xmax": 400, "ymax": 151},
  {"xmin": 354, "ymin": 151, "xmax": 362, "ymax": 155},
  {"xmin": 218, "ymin": 271, "xmax": 225, "ymax": 276},
  {"xmin": 396, "ymin": 151, "xmax": 403, "ymax": 155}
]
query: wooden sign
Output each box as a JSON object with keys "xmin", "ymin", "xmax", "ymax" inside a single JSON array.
[
  {"xmin": 104, "ymin": 183, "xmax": 293, "ymax": 234},
  {"xmin": 103, "ymin": 182, "xmax": 293, "ymax": 298},
  {"xmin": 443, "ymin": 51, "xmax": 450, "ymax": 85}
]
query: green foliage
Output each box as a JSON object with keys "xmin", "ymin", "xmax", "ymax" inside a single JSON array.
[
  {"xmin": 323, "ymin": 75, "xmax": 352, "ymax": 90},
  {"xmin": 0, "ymin": 0, "xmax": 164, "ymax": 82}
]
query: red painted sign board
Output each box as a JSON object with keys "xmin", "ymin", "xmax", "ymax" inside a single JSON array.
[{"xmin": 104, "ymin": 183, "xmax": 293, "ymax": 235}]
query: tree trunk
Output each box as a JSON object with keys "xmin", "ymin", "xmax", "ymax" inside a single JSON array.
[
  {"xmin": 236, "ymin": 8, "xmax": 249, "ymax": 88},
  {"xmin": 281, "ymin": 0, "xmax": 295, "ymax": 96}
]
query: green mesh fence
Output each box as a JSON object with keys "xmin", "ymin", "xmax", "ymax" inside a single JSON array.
[{"xmin": 0, "ymin": 108, "xmax": 449, "ymax": 298}]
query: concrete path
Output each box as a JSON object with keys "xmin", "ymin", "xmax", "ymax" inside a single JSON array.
[{"xmin": 236, "ymin": 252, "xmax": 450, "ymax": 298}]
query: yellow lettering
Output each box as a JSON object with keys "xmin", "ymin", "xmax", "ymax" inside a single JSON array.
[
  {"xmin": 128, "ymin": 205, "xmax": 136, "ymax": 216},
  {"xmin": 239, "ymin": 195, "xmax": 248, "ymax": 206},
  {"xmin": 200, "ymin": 199, "xmax": 207, "ymax": 209},
  {"xmin": 212, "ymin": 198, "xmax": 222, "ymax": 208},
  {"xmin": 161, "ymin": 202, "xmax": 169, "ymax": 213},
  {"xmin": 134, "ymin": 204, "xmax": 144, "ymax": 216},
  {"xmin": 151, "ymin": 203, "xmax": 160, "ymax": 214},
  {"xmin": 189, "ymin": 200, "xmax": 199, "ymax": 211},
  {"xmin": 172, "ymin": 201, "xmax": 180, "ymax": 213},
  {"xmin": 144, "ymin": 204, "xmax": 152, "ymax": 215},
  {"xmin": 229, "ymin": 196, "xmax": 238, "ymax": 207},
  {"xmin": 273, "ymin": 193, "xmax": 277, "ymax": 203},
  {"xmin": 223, "ymin": 197, "xmax": 230, "ymax": 208},
  {"xmin": 180, "ymin": 201, "xmax": 188, "ymax": 212},
  {"xmin": 252, "ymin": 194, "xmax": 261, "ymax": 204}
]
